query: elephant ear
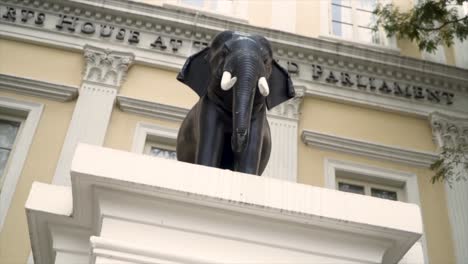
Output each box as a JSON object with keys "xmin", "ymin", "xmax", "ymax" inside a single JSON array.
[
  {"xmin": 177, "ymin": 47, "xmax": 211, "ymax": 97},
  {"xmin": 266, "ymin": 60, "xmax": 295, "ymax": 110}
]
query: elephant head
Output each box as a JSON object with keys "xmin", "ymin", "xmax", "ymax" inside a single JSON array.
[{"xmin": 177, "ymin": 31, "xmax": 294, "ymax": 153}]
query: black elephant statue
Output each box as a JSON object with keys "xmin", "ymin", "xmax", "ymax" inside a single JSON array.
[{"xmin": 176, "ymin": 31, "xmax": 295, "ymax": 175}]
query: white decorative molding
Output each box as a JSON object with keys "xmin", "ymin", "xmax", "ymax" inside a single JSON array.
[
  {"xmin": 117, "ymin": 96, "xmax": 188, "ymax": 122},
  {"xmin": 49, "ymin": 225, "xmax": 90, "ymax": 264},
  {"xmin": 267, "ymin": 86, "xmax": 304, "ymax": 120},
  {"xmin": 429, "ymin": 112, "xmax": 468, "ymax": 264},
  {"xmin": 324, "ymin": 158, "xmax": 428, "ymax": 263},
  {"xmin": 27, "ymin": 144, "xmax": 423, "ymax": 264},
  {"xmin": 0, "ymin": 96, "xmax": 43, "ymax": 231},
  {"xmin": 82, "ymin": 45, "xmax": 134, "ymax": 88},
  {"xmin": 430, "ymin": 112, "xmax": 468, "ymax": 149},
  {"xmin": 302, "ymin": 130, "xmax": 438, "ymax": 167},
  {"xmin": 52, "ymin": 46, "xmax": 134, "ymax": 186},
  {"xmin": 0, "ymin": 74, "xmax": 78, "ymax": 101},
  {"xmin": 297, "ymin": 79, "xmax": 468, "ymax": 119},
  {"xmin": 131, "ymin": 122, "xmax": 178, "ymax": 154},
  {"xmin": 90, "ymin": 236, "xmax": 215, "ymax": 264}
]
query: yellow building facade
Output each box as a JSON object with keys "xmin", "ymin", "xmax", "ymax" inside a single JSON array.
[{"xmin": 0, "ymin": 0, "xmax": 467, "ymax": 263}]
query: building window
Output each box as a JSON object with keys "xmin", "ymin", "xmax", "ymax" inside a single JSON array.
[
  {"xmin": 181, "ymin": 0, "xmax": 204, "ymax": 7},
  {"xmin": 336, "ymin": 175, "xmax": 405, "ymax": 201},
  {"xmin": 144, "ymin": 140, "xmax": 177, "ymax": 160},
  {"xmin": 132, "ymin": 122, "xmax": 178, "ymax": 159},
  {"xmin": 161, "ymin": 0, "xmax": 248, "ymax": 21},
  {"xmin": 325, "ymin": 159, "xmax": 426, "ymax": 263},
  {"xmin": 0, "ymin": 97, "xmax": 43, "ymax": 231},
  {"xmin": 0, "ymin": 117, "xmax": 22, "ymax": 192},
  {"xmin": 321, "ymin": 0, "xmax": 399, "ymax": 48},
  {"xmin": 174, "ymin": 0, "xmax": 238, "ymax": 17},
  {"xmin": 331, "ymin": 0, "xmax": 380, "ymax": 44}
]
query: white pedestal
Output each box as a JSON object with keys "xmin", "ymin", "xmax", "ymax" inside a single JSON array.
[{"xmin": 27, "ymin": 144, "xmax": 422, "ymax": 264}]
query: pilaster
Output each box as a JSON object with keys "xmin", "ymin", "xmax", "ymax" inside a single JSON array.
[
  {"xmin": 52, "ymin": 45, "xmax": 134, "ymax": 186},
  {"xmin": 264, "ymin": 86, "xmax": 304, "ymax": 181},
  {"xmin": 429, "ymin": 112, "xmax": 468, "ymax": 264}
]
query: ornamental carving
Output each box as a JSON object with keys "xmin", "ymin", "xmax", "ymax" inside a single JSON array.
[
  {"xmin": 430, "ymin": 112, "xmax": 468, "ymax": 149},
  {"xmin": 82, "ymin": 45, "xmax": 134, "ymax": 87},
  {"xmin": 268, "ymin": 86, "xmax": 305, "ymax": 120}
]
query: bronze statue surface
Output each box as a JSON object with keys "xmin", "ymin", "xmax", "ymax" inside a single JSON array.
[{"xmin": 176, "ymin": 31, "xmax": 294, "ymax": 175}]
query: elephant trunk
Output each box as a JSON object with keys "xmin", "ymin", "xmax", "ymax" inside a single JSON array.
[{"xmin": 231, "ymin": 56, "xmax": 258, "ymax": 153}]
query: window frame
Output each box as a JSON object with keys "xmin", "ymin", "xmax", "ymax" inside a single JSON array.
[
  {"xmin": 131, "ymin": 122, "xmax": 178, "ymax": 155},
  {"xmin": 320, "ymin": 0, "xmax": 399, "ymax": 51},
  {"xmin": 0, "ymin": 114, "xmax": 24, "ymax": 191},
  {"xmin": 336, "ymin": 176, "xmax": 406, "ymax": 201},
  {"xmin": 324, "ymin": 158, "xmax": 420, "ymax": 203},
  {"xmin": 163, "ymin": 0, "xmax": 248, "ymax": 23},
  {"xmin": 0, "ymin": 97, "xmax": 43, "ymax": 231},
  {"xmin": 143, "ymin": 140, "xmax": 177, "ymax": 159},
  {"xmin": 324, "ymin": 158, "xmax": 427, "ymax": 263}
]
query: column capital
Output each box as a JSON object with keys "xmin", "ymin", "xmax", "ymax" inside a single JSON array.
[
  {"xmin": 268, "ymin": 86, "xmax": 305, "ymax": 120},
  {"xmin": 82, "ymin": 45, "xmax": 134, "ymax": 88},
  {"xmin": 429, "ymin": 112, "xmax": 468, "ymax": 149}
]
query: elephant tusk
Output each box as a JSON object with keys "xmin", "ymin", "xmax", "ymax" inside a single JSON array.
[
  {"xmin": 258, "ymin": 77, "xmax": 269, "ymax": 96},
  {"xmin": 221, "ymin": 71, "xmax": 237, "ymax": 91}
]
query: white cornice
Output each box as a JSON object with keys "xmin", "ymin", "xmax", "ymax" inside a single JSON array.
[
  {"xmin": 297, "ymin": 80, "xmax": 468, "ymax": 119},
  {"xmin": 116, "ymin": 95, "xmax": 188, "ymax": 122},
  {"xmin": 0, "ymin": 74, "xmax": 78, "ymax": 101},
  {"xmin": 302, "ymin": 130, "xmax": 438, "ymax": 167}
]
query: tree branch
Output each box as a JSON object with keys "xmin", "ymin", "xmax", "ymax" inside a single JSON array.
[{"xmin": 418, "ymin": 16, "xmax": 468, "ymax": 31}]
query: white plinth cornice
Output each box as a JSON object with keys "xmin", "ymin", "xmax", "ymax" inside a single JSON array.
[
  {"xmin": 302, "ymin": 130, "xmax": 438, "ymax": 167},
  {"xmin": 82, "ymin": 45, "xmax": 134, "ymax": 88},
  {"xmin": 0, "ymin": 74, "xmax": 78, "ymax": 101},
  {"xmin": 27, "ymin": 144, "xmax": 423, "ymax": 264},
  {"xmin": 430, "ymin": 112, "xmax": 468, "ymax": 149}
]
